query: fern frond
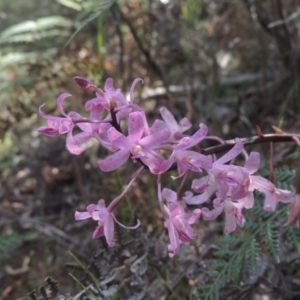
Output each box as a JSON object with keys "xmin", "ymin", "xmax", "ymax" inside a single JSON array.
[
  {"xmin": 284, "ymin": 226, "xmax": 300, "ymax": 253},
  {"xmin": 286, "ymin": 150, "xmax": 299, "ymax": 159},
  {"xmin": 275, "ymin": 166, "xmax": 295, "ymax": 182},
  {"xmin": 247, "ymin": 238, "xmax": 260, "ymax": 271},
  {"xmin": 244, "ymin": 219, "xmax": 261, "ymax": 231},
  {"xmin": 218, "ymin": 234, "xmax": 244, "ymax": 245},
  {"xmin": 262, "ymin": 222, "xmax": 280, "ymax": 263},
  {"xmin": 214, "ymin": 248, "xmax": 236, "ymax": 258}
]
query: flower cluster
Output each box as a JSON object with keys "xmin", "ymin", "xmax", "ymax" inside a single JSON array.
[{"xmin": 38, "ymin": 77, "xmax": 296, "ymax": 257}]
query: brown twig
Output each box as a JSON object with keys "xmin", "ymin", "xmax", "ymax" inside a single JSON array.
[{"xmin": 200, "ymin": 133, "xmax": 300, "ymax": 156}]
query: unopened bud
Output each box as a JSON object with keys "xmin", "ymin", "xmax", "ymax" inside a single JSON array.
[{"xmin": 73, "ymin": 77, "xmax": 104, "ymax": 96}]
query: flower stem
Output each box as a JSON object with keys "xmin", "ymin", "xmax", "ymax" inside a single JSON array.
[{"xmin": 107, "ymin": 166, "xmax": 145, "ymax": 212}]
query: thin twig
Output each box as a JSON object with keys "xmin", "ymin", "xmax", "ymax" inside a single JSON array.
[{"xmin": 200, "ymin": 133, "xmax": 300, "ymax": 156}]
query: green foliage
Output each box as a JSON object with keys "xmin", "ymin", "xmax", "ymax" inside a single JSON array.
[
  {"xmin": 262, "ymin": 222, "xmax": 280, "ymax": 263},
  {"xmin": 247, "ymin": 238, "xmax": 260, "ymax": 271},
  {"xmin": 0, "ymin": 16, "xmax": 73, "ymax": 44},
  {"xmin": 268, "ymin": 8, "xmax": 300, "ymax": 28},
  {"xmin": 274, "ymin": 166, "xmax": 295, "ymax": 190},
  {"xmin": 0, "ymin": 231, "xmax": 37, "ymax": 262},
  {"xmin": 65, "ymin": 0, "xmax": 118, "ymax": 46},
  {"xmin": 284, "ymin": 225, "xmax": 300, "ymax": 253},
  {"xmin": 198, "ymin": 162, "xmax": 299, "ymax": 299}
]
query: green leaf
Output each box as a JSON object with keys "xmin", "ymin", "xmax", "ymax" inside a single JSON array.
[
  {"xmin": 268, "ymin": 8, "xmax": 300, "ymax": 28},
  {"xmin": 65, "ymin": 0, "xmax": 117, "ymax": 46},
  {"xmin": 262, "ymin": 222, "xmax": 279, "ymax": 263},
  {"xmin": 56, "ymin": 0, "xmax": 83, "ymax": 11},
  {"xmin": 247, "ymin": 238, "xmax": 260, "ymax": 271},
  {"xmin": 0, "ymin": 16, "xmax": 73, "ymax": 40}
]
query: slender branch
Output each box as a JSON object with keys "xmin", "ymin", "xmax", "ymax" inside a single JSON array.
[
  {"xmin": 108, "ymin": 166, "xmax": 145, "ymax": 212},
  {"xmin": 200, "ymin": 133, "xmax": 300, "ymax": 156}
]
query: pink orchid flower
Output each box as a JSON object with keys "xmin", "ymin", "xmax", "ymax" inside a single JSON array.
[
  {"xmin": 159, "ymin": 186, "xmax": 200, "ymax": 257},
  {"xmin": 165, "ymin": 202, "xmax": 201, "ymax": 257},
  {"xmin": 170, "ymin": 123, "xmax": 212, "ymax": 176},
  {"xmin": 202, "ymin": 197, "xmax": 245, "ymax": 234},
  {"xmin": 238, "ymin": 152, "xmax": 295, "ymax": 211},
  {"xmin": 75, "ymin": 199, "xmax": 140, "ymax": 247},
  {"xmin": 38, "ymin": 93, "xmax": 86, "ymax": 155},
  {"xmin": 184, "ymin": 139, "xmax": 246, "ymax": 205},
  {"xmin": 159, "ymin": 106, "xmax": 192, "ymax": 141},
  {"xmin": 98, "ymin": 111, "xmax": 171, "ymax": 173}
]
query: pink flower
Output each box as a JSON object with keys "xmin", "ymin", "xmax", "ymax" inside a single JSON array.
[
  {"xmin": 184, "ymin": 139, "xmax": 246, "ymax": 205},
  {"xmin": 159, "ymin": 187, "xmax": 200, "ymax": 257},
  {"xmin": 202, "ymin": 197, "xmax": 245, "ymax": 234},
  {"xmin": 239, "ymin": 152, "xmax": 295, "ymax": 211},
  {"xmin": 38, "ymin": 93, "xmax": 86, "ymax": 155},
  {"xmin": 159, "ymin": 106, "xmax": 192, "ymax": 141},
  {"xmin": 75, "ymin": 199, "xmax": 140, "ymax": 246},
  {"xmin": 97, "ymin": 111, "xmax": 171, "ymax": 173},
  {"xmin": 169, "ymin": 123, "xmax": 212, "ymax": 176},
  {"xmin": 74, "ymin": 76, "xmax": 144, "ymax": 121},
  {"xmin": 165, "ymin": 202, "xmax": 201, "ymax": 257}
]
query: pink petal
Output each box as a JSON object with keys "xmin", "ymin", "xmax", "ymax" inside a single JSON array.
[
  {"xmin": 128, "ymin": 112, "xmax": 144, "ymax": 142},
  {"xmin": 183, "ymin": 123, "xmax": 208, "ymax": 149},
  {"xmin": 66, "ymin": 130, "xmax": 84, "ymax": 155},
  {"xmin": 85, "ymin": 98, "xmax": 107, "ymax": 119},
  {"xmin": 187, "ymin": 208, "xmax": 201, "ymax": 224},
  {"xmin": 160, "ymin": 107, "xmax": 179, "ymax": 132},
  {"xmin": 130, "ymin": 78, "xmax": 143, "ymax": 103},
  {"xmin": 107, "ymin": 127, "xmax": 132, "ymax": 150},
  {"xmin": 183, "ymin": 192, "xmax": 210, "ymax": 205},
  {"xmin": 150, "ymin": 119, "xmax": 167, "ymax": 134},
  {"xmin": 275, "ymin": 188, "xmax": 295, "ymax": 203},
  {"xmin": 202, "ymin": 206, "xmax": 223, "ymax": 220},
  {"xmin": 178, "ymin": 118, "xmax": 192, "ymax": 132},
  {"xmin": 239, "ymin": 192, "xmax": 254, "ymax": 209},
  {"xmin": 224, "ymin": 214, "xmax": 236, "ymax": 234},
  {"xmin": 251, "ymin": 176, "xmax": 275, "ymax": 194},
  {"xmin": 104, "ymin": 78, "xmax": 114, "ymax": 91},
  {"xmin": 264, "ymin": 192, "xmax": 276, "ymax": 211},
  {"xmin": 139, "ymin": 128, "xmax": 171, "ymax": 149},
  {"xmin": 104, "ymin": 215, "xmax": 115, "ymax": 247},
  {"xmin": 175, "ymin": 150, "xmax": 212, "ymax": 172},
  {"xmin": 57, "ymin": 93, "xmax": 72, "ymax": 117},
  {"xmin": 75, "ymin": 211, "xmax": 91, "ymax": 220},
  {"xmin": 38, "ymin": 104, "xmax": 60, "ymax": 121},
  {"xmin": 192, "ymin": 176, "xmax": 210, "ymax": 193},
  {"xmin": 244, "ymin": 152, "xmax": 260, "ymax": 174},
  {"xmin": 141, "ymin": 151, "xmax": 173, "ymax": 174},
  {"xmin": 172, "ymin": 217, "xmax": 196, "ymax": 243},
  {"xmin": 162, "ymin": 188, "xmax": 177, "ymax": 203},
  {"xmin": 38, "ymin": 126, "xmax": 59, "ymax": 136},
  {"xmin": 215, "ymin": 138, "xmax": 244, "ymax": 165},
  {"xmin": 93, "ymin": 225, "xmax": 104, "ymax": 239},
  {"xmin": 87, "ymin": 204, "xmax": 97, "ymax": 214},
  {"xmin": 166, "ymin": 220, "xmax": 180, "ymax": 257},
  {"xmin": 97, "ymin": 149, "xmax": 130, "ymax": 172},
  {"xmin": 73, "ymin": 132, "xmax": 92, "ymax": 145}
]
